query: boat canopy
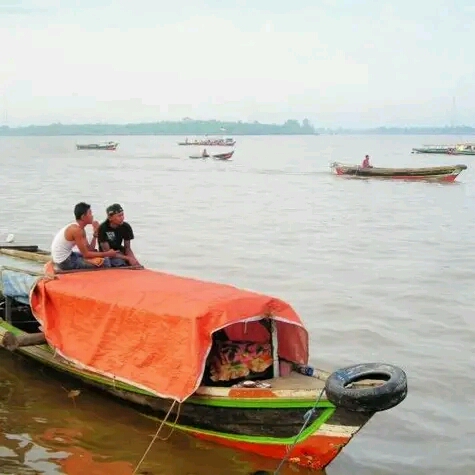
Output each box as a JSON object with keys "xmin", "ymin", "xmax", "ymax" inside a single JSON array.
[{"xmin": 20, "ymin": 268, "xmax": 309, "ymax": 402}]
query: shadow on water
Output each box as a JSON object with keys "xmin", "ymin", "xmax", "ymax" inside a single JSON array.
[{"xmin": 0, "ymin": 352, "xmax": 321, "ymax": 475}]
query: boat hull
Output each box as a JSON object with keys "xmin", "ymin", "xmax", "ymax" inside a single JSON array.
[
  {"xmin": 212, "ymin": 151, "xmax": 234, "ymax": 160},
  {"xmin": 411, "ymin": 147, "xmax": 452, "ymax": 154},
  {"xmin": 188, "ymin": 151, "xmax": 234, "ymax": 160},
  {"xmin": 331, "ymin": 163, "xmax": 467, "ymax": 182},
  {"xmin": 178, "ymin": 141, "xmax": 236, "ymax": 147},
  {"xmin": 0, "ymin": 316, "xmax": 372, "ymax": 472},
  {"xmin": 412, "ymin": 143, "xmax": 475, "ymax": 155},
  {"xmin": 182, "ymin": 406, "xmax": 369, "ymax": 470},
  {"xmin": 76, "ymin": 143, "xmax": 118, "ymax": 151}
]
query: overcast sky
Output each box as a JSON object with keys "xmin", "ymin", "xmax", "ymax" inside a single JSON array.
[{"xmin": 0, "ymin": 0, "xmax": 474, "ymax": 128}]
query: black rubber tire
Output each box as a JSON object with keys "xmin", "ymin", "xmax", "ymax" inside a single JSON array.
[{"xmin": 324, "ymin": 363, "xmax": 408, "ymax": 413}]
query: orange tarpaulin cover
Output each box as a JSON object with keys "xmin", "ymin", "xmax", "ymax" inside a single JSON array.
[{"xmin": 30, "ymin": 268, "xmax": 309, "ymax": 402}]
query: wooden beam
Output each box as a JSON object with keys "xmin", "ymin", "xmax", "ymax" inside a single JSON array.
[{"xmin": 1, "ymin": 331, "xmax": 47, "ymax": 351}]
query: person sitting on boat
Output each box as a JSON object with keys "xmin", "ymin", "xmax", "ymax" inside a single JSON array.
[
  {"xmin": 97, "ymin": 203, "xmax": 140, "ymax": 267},
  {"xmin": 202, "ymin": 148, "xmax": 209, "ymax": 157},
  {"xmin": 51, "ymin": 202, "xmax": 119, "ymax": 271},
  {"xmin": 361, "ymin": 155, "xmax": 372, "ymax": 168}
]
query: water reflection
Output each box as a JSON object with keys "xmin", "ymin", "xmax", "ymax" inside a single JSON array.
[{"xmin": 0, "ymin": 353, "xmax": 319, "ymax": 475}]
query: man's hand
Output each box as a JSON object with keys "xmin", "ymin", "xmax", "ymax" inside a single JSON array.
[
  {"xmin": 92, "ymin": 220, "xmax": 100, "ymax": 233},
  {"xmin": 127, "ymin": 257, "xmax": 140, "ymax": 266},
  {"xmin": 120, "ymin": 254, "xmax": 140, "ymax": 266}
]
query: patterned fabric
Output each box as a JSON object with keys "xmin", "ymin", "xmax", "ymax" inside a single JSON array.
[
  {"xmin": 208, "ymin": 340, "xmax": 273, "ymax": 382},
  {"xmin": 1, "ymin": 269, "xmax": 39, "ymax": 304}
]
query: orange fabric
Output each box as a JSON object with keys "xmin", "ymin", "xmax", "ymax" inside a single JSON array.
[{"xmin": 30, "ymin": 268, "xmax": 308, "ymax": 402}]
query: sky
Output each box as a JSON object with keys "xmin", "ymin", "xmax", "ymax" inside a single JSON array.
[{"xmin": 0, "ymin": 0, "xmax": 474, "ymax": 128}]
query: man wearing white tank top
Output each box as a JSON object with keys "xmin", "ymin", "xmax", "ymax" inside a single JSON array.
[{"xmin": 51, "ymin": 202, "xmax": 121, "ymax": 271}]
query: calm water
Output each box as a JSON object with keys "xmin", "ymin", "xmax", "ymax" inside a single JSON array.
[{"xmin": 0, "ymin": 134, "xmax": 474, "ymax": 475}]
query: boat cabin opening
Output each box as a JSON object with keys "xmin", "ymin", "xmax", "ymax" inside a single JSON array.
[{"xmin": 202, "ymin": 317, "xmax": 295, "ymax": 387}]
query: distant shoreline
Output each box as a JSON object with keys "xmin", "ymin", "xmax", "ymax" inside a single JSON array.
[{"xmin": 0, "ymin": 120, "xmax": 474, "ymax": 136}]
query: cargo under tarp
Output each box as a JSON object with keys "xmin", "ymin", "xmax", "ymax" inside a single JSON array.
[{"xmin": 29, "ymin": 268, "xmax": 309, "ymax": 402}]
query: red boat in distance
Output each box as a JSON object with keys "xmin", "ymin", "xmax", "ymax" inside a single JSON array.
[
  {"xmin": 212, "ymin": 151, "xmax": 234, "ymax": 160},
  {"xmin": 330, "ymin": 162, "xmax": 468, "ymax": 183}
]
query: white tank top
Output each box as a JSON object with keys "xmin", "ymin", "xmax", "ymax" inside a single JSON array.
[{"xmin": 51, "ymin": 222, "xmax": 78, "ymax": 264}]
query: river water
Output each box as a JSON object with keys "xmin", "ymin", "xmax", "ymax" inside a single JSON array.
[{"xmin": 0, "ymin": 134, "xmax": 474, "ymax": 475}]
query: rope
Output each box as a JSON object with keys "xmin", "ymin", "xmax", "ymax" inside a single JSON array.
[
  {"xmin": 156, "ymin": 402, "xmax": 182, "ymax": 441},
  {"xmin": 273, "ymin": 386, "xmax": 326, "ymax": 475},
  {"xmin": 132, "ymin": 399, "xmax": 180, "ymax": 474}
]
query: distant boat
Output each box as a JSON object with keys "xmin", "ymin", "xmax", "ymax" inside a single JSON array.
[
  {"xmin": 412, "ymin": 142, "xmax": 475, "ymax": 155},
  {"xmin": 178, "ymin": 137, "xmax": 236, "ymax": 147},
  {"xmin": 188, "ymin": 154, "xmax": 209, "ymax": 159},
  {"xmin": 330, "ymin": 162, "xmax": 467, "ymax": 182},
  {"xmin": 76, "ymin": 141, "xmax": 118, "ymax": 151},
  {"xmin": 188, "ymin": 150, "xmax": 235, "ymax": 160},
  {"xmin": 212, "ymin": 151, "xmax": 234, "ymax": 161}
]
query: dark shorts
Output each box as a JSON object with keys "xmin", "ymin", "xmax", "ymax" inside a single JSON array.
[{"xmin": 56, "ymin": 252, "xmax": 112, "ymax": 271}]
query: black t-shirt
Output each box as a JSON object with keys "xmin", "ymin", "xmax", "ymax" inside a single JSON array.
[{"xmin": 98, "ymin": 220, "xmax": 134, "ymax": 252}]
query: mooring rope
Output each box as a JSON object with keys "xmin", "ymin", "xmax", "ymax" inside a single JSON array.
[
  {"xmin": 273, "ymin": 385, "xmax": 326, "ymax": 475},
  {"xmin": 132, "ymin": 399, "xmax": 180, "ymax": 474}
]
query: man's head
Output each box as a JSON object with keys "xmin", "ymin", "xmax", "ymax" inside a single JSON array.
[
  {"xmin": 106, "ymin": 203, "xmax": 125, "ymax": 225},
  {"xmin": 74, "ymin": 202, "xmax": 93, "ymax": 224}
]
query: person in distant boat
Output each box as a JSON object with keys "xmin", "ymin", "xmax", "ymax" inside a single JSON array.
[
  {"xmin": 202, "ymin": 148, "xmax": 209, "ymax": 157},
  {"xmin": 97, "ymin": 203, "xmax": 140, "ymax": 267},
  {"xmin": 361, "ymin": 155, "xmax": 372, "ymax": 168},
  {"xmin": 51, "ymin": 202, "xmax": 118, "ymax": 271}
]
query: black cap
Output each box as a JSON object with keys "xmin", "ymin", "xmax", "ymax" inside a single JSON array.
[{"xmin": 106, "ymin": 203, "xmax": 124, "ymax": 216}]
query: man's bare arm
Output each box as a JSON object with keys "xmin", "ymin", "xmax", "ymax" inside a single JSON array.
[
  {"xmin": 73, "ymin": 228, "xmax": 115, "ymax": 258},
  {"xmin": 124, "ymin": 240, "xmax": 140, "ymax": 264}
]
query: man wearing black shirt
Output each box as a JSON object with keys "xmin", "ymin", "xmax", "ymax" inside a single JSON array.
[{"xmin": 97, "ymin": 203, "xmax": 140, "ymax": 267}]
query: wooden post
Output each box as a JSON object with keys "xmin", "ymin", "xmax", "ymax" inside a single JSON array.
[
  {"xmin": 271, "ymin": 319, "xmax": 279, "ymax": 378},
  {"xmin": 4, "ymin": 296, "xmax": 12, "ymax": 324},
  {"xmin": 1, "ymin": 331, "xmax": 46, "ymax": 351}
]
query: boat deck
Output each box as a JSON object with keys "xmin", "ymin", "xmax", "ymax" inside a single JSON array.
[
  {"xmin": 263, "ymin": 371, "xmax": 328, "ymax": 390},
  {"xmin": 196, "ymin": 370, "xmax": 329, "ymax": 399}
]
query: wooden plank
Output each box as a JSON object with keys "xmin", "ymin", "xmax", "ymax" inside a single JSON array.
[
  {"xmin": 55, "ymin": 265, "xmax": 144, "ymax": 275},
  {"xmin": 0, "ymin": 245, "xmax": 39, "ymax": 252},
  {"xmin": 0, "ymin": 248, "xmax": 51, "ymax": 263}
]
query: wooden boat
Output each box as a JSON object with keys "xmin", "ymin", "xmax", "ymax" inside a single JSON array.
[
  {"xmin": 188, "ymin": 151, "xmax": 234, "ymax": 160},
  {"xmin": 411, "ymin": 144, "xmax": 453, "ymax": 154},
  {"xmin": 450, "ymin": 143, "xmax": 475, "ymax": 155},
  {"xmin": 188, "ymin": 154, "xmax": 209, "ymax": 159},
  {"xmin": 330, "ymin": 162, "xmax": 468, "ymax": 182},
  {"xmin": 76, "ymin": 141, "xmax": 118, "ymax": 151},
  {"xmin": 0, "ymin": 245, "xmax": 50, "ymax": 263},
  {"xmin": 412, "ymin": 143, "xmax": 475, "ymax": 155},
  {"xmin": 0, "ymin": 247, "xmax": 408, "ymax": 472},
  {"xmin": 212, "ymin": 151, "xmax": 234, "ymax": 161}
]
